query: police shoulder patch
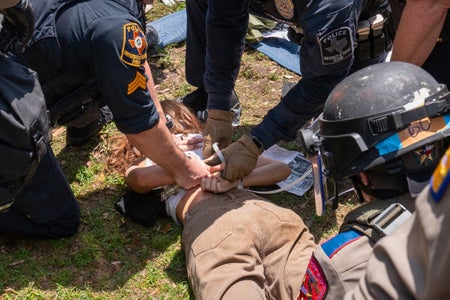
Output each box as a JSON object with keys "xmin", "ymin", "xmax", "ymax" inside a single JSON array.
[
  {"xmin": 120, "ymin": 22, "xmax": 147, "ymax": 67},
  {"xmin": 319, "ymin": 27, "xmax": 353, "ymax": 65},
  {"xmin": 298, "ymin": 256, "xmax": 328, "ymax": 300},
  {"xmin": 430, "ymin": 147, "xmax": 450, "ymax": 202}
]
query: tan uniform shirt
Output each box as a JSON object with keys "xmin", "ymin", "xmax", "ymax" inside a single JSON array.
[{"xmin": 345, "ymin": 158, "xmax": 450, "ymax": 299}]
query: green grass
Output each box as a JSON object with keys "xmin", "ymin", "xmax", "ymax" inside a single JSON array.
[{"xmin": 0, "ymin": 3, "xmax": 358, "ymax": 299}]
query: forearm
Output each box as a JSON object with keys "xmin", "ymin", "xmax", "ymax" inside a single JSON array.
[
  {"xmin": 242, "ymin": 158, "xmax": 291, "ymax": 187},
  {"xmin": 125, "ymin": 121, "xmax": 191, "ymax": 182},
  {"xmin": 391, "ymin": 0, "xmax": 450, "ymax": 66},
  {"xmin": 251, "ymin": 75, "xmax": 341, "ymax": 149},
  {"xmin": 201, "ymin": 157, "xmax": 291, "ymax": 193},
  {"xmin": 125, "ymin": 164, "xmax": 175, "ymax": 193}
]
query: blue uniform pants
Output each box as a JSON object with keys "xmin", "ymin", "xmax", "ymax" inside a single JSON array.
[
  {"xmin": 186, "ymin": 0, "xmax": 390, "ymax": 149},
  {"xmin": 186, "ymin": 0, "xmax": 250, "ymax": 111}
]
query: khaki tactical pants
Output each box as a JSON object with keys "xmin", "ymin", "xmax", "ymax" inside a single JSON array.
[{"xmin": 182, "ymin": 189, "xmax": 315, "ymax": 300}]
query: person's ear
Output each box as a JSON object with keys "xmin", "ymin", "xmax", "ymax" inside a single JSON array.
[{"xmin": 359, "ymin": 172, "xmax": 370, "ymax": 186}]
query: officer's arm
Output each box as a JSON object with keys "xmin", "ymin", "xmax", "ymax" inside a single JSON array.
[
  {"xmin": 127, "ymin": 61, "xmax": 211, "ymax": 189},
  {"xmin": 89, "ymin": 22, "xmax": 211, "ymax": 189},
  {"xmin": 126, "ymin": 120, "xmax": 211, "ymax": 190},
  {"xmin": 391, "ymin": 0, "xmax": 450, "ymax": 66}
]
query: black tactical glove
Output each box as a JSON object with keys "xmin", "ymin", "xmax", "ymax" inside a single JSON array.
[{"xmin": 0, "ymin": 0, "xmax": 34, "ymax": 55}]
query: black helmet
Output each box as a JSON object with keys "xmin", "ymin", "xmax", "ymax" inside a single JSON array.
[{"xmin": 319, "ymin": 61, "xmax": 450, "ymax": 182}]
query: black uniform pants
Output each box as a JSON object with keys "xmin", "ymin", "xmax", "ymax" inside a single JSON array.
[{"xmin": 0, "ymin": 145, "xmax": 80, "ymax": 239}]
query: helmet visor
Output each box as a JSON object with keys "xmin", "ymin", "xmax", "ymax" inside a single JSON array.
[{"xmin": 310, "ymin": 152, "xmax": 327, "ymax": 216}]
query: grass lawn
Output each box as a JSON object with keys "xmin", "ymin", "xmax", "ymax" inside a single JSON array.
[{"xmin": 0, "ymin": 3, "xmax": 358, "ymax": 299}]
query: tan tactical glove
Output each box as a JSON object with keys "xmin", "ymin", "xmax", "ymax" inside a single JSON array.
[
  {"xmin": 205, "ymin": 134, "xmax": 264, "ymax": 181},
  {"xmin": 202, "ymin": 109, "xmax": 235, "ymax": 158}
]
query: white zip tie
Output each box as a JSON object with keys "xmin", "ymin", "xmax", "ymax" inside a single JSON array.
[
  {"xmin": 246, "ymin": 170, "xmax": 355, "ymax": 197},
  {"xmin": 245, "ymin": 168, "xmax": 312, "ymax": 195},
  {"xmin": 212, "ymin": 142, "xmax": 320, "ymax": 196},
  {"xmin": 213, "ymin": 142, "xmax": 226, "ymax": 164}
]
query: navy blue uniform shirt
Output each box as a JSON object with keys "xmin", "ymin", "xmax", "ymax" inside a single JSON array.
[
  {"xmin": 186, "ymin": 0, "xmax": 390, "ymax": 149},
  {"xmin": 18, "ymin": 0, "xmax": 159, "ymax": 134}
]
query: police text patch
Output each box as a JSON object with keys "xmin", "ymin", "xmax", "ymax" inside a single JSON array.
[
  {"xmin": 121, "ymin": 23, "xmax": 147, "ymax": 67},
  {"xmin": 319, "ymin": 27, "xmax": 353, "ymax": 65}
]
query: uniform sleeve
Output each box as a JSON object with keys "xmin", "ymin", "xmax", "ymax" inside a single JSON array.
[
  {"xmin": 87, "ymin": 18, "xmax": 159, "ymax": 134},
  {"xmin": 251, "ymin": 2, "xmax": 360, "ymax": 148},
  {"xmin": 345, "ymin": 184, "xmax": 450, "ymax": 299}
]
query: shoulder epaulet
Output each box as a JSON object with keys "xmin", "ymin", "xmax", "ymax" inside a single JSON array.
[{"xmin": 430, "ymin": 147, "xmax": 450, "ymax": 202}]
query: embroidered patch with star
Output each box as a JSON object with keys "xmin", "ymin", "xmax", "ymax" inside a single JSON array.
[
  {"xmin": 414, "ymin": 144, "xmax": 435, "ymax": 165},
  {"xmin": 121, "ymin": 23, "xmax": 147, "ymax": 67},
  {"xmin": 319, "ymin": 27, "xmax": 353, "ymax": 65}
]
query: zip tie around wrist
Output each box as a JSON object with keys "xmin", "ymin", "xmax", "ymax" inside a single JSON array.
[
  {"xmin": 246, "ymin": 168, "xmax": 312, "ymax": 195},
  {"xmin": 213, "ymin": 142, "xmax": 225, "ymax": 164},
  {"xmin": 213, "ymin": 142, "xmax": 314, "ymax": 196}
]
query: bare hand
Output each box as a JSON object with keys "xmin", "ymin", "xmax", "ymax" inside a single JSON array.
[
  {"xmin": 201, "ymin": 173, "xmax": 238, "ymax": 193},
  {"xmin": 174, "ymin": 134, "xmax": 203, "ymax": 151},
  {"xmin": 173, "ymin": 153, "xmax": 210, "ymax": 189}
]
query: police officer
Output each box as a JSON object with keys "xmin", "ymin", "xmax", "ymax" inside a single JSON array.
[
  {"xmin": 13, "ymin": 0, "xmax": 210, "ymax": 190},
  {"xmin": 298, "ymin": 61, "xmax": 450, "ymax": 298},
  {"xmin": 181, "ymin": 62, "xmax": 450, "ymax": 298},
  {"xmin": 182, "ymin": 0, "xmax": 394, "ymax": 181},
  {"xmin": 0, "ymin": 0, "xmax": 80, "ymax": 238},
  {"xmin": 345, "ymin": 147, "xmax": 450, "ymax": 299},
  {"xmin": 390, "ymin": 0, "xmax": 450, "ymax": 89}
]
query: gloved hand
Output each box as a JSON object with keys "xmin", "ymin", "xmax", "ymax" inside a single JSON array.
[
  {"xmin": 0, "ymin": 0, "xmax": 34, "ymax": 55},
  {"xmin": 202, "ymin": 109, "xmax": 235, "ymax": 158},
  {"xmin": 205, "ymin": 134, "xmax": 263, "ymax": 181}
]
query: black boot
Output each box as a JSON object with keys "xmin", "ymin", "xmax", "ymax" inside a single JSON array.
[
  {"xmin": 66, "ymin": 106, "xmax": 113, "ymax": 147},
  {"xmin": 115, "ymin": 188, "xmax": 165, "ymax": 227},
  {"xmin": 180, "ymin": 87, "xmax": 208, "ymax": 113},
  {"xmin": 180, "ymin": 88, "xmax": 241, "ymax": 125}
]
